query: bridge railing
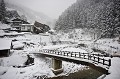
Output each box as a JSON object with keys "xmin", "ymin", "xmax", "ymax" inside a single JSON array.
[{"xmin": 39, "ymin": 49, "xmax": 111, "ymax": 67}]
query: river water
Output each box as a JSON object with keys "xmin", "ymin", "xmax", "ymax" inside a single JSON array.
[{"xmin": 47, "ymin": 67, "xmax": 103, "ymax": 79}]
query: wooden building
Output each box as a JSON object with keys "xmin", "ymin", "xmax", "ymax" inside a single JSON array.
[
  {"xmin": 33, "ymin": 21, "xmax": 50, "ymax": 34},
  {"xmin": 20, "ymin": 24, "xmax": 34, "ymax": 32},
  {"xmin": 0, "ymin": 39, "xmax": 12, "ymax": 57},
  {"xmin": 10, "ymin": 18, "xmax": 30, "ymax": 31},
  {"xmin": 10, "ymin": 18, "xmax": 29, "ymax": 26}
]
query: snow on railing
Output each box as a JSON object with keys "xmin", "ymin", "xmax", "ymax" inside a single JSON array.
[{"xmin": 39, "ymin": 49, "xmax": 111, "ymax": 67}]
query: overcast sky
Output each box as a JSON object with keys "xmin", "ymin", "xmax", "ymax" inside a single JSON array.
[{"xmin": 6, "ymin": 0, "xmax": 77, "ymax": 19}]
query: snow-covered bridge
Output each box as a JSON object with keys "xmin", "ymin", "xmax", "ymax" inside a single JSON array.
[{"xmin": 32, "ymin": 49, "xmax": 111, "ymax": 75}]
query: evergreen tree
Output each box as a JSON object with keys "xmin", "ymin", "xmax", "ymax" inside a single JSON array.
[
  {"xmin": 55, "ymin": 0, "xmax": 120, "ymax": 38},
  {"xmin": 0, "ymin": 0, "xmax": 6, "ymax": 23}
]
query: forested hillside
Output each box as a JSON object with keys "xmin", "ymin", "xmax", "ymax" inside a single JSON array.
[
  {"xmin": 0, "ymin": 0, "xmax": 22, "ymax": 23},
  {"xmin": 55, "ymin": 0, "xmax": 120, "ymax": 38},
  {"xmin": 5, "ymin": 2, "xmax": 54, "ymax": 27}
]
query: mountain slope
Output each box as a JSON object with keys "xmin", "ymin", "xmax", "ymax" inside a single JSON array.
[
  {"xmin": 55, "ymin": 0, "xmax": 120, "ymax": 37},
  {"xmin": 5, "ymin": 2, "xmax": 54, "ymax": 28}
]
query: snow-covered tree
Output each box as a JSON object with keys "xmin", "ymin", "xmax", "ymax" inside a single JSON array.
[
  {"xmin": 21, "ymin": 15, "xmax": 27, "ymax": 21},
  {"xmin": 55, "ymin": 0, "xmax": 120, "ymax": 38},
  {"xmin": 0, "ymin": 0, "xmax": 6, "ymax": 23}
]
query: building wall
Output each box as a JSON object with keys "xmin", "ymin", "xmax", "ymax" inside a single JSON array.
[
  {"xmin": 0, "ymin": 49, "xmax": 10, "ymax": 57},
  {"xmin": 21, "ymin": 25, "xmax": 33, "ymax": 32}
]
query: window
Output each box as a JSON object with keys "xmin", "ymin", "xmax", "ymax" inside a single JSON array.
[
  {"xmin": 22, "ymin": 26, "xmax": 25, "ymax": 30},
  {"xmin": 27, "ymin": 26, "xmax": 31, "ymax": 31}
]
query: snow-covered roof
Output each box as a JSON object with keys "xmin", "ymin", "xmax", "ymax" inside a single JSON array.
[
  {"xmin": 12, "ymin": 41, "xmax": 24, "ymax": 49},
  {"xmin": 10, "ymin": 21, "xmax": 21, "ymax": 23},
  {"xmin": 20, "ymin": 24, "xmax": 34, "ymax": 26},
  {"xmin": 0, "ymin": 32, "xmax": 24, "ymax": 37},
  {"xmin": 0, "ymin": 39, "xmax": 12, "ymax": 50}
]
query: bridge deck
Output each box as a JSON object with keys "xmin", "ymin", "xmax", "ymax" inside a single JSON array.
[{"xmin": 32, "ymin": 49, "xmax": 111, "ymax": 74}]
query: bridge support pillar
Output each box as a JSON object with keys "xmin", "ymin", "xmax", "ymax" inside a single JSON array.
[{"xmin": 51, "ymin": 58, "xmax": 63, "ymax": 74}]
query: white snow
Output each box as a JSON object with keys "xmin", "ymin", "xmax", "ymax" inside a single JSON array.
[
  {"xmin": 58, "ymin": 29, "xmax": 93, "ymax": 43},
  {"xmin": 0, "ymin": 54, "xmax": 27, "ymax": 67},
  {"xmin": 0, "ymin": 32, "xmax": 87, "ymax": 79},
  {"xmin": 54, "ymin": 29, "xmax": 120, "ymax": 79},
  {"xmin": 42, "ymin": 44, "xmax": 69, "ymax": 50},
  {"xmin": 92, "ymin": 38, "xmax": 120, "ymax": 56},
  {"xmin": 12, "ymin": 41, "xmax": 24, "ymax": 49},
  {"xmin": 0, "ymin": 25, "xmax": 120, "ymax": 79},
  {"xmin": 0, "ymin": 30, "xmax": 4, "ymax": 33},
  {"xmin": 0, "ymin": 39, "xmax": 11, "ymax": 50},
  {"xmin": 0, "ymin": 32, "xmax": 24, "ymax": 37},
  {"xmin": 0, "ymin": 50, "xmax": 55, "ymax": 79},
  {"xmin": 62, "ymin": 47, "xmax": 88, "ymax": 53},
  {"xmin": 0, "ymin": 23, "xmax": 10, "ymax": 30},
  {"xmin": 6, "ymin": 7, "xmax": 16, "ymax": 11},
  {"xmin": 104, "ymin": 57, "xmax": 120, "ymax": 79},
  {"xmin": 59, "ymin": 61, "xmax": 86, "ymax": 76}
]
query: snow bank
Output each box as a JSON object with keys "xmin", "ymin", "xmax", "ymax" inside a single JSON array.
[
  {"xmin": 42, "ymin": 44, "xmax": 68, "ymax": 50},
  {"xmin": 12, "ymin": 41, "xmax": 24, "ymax": 49},
  {"xmin": 0, "ymin": 55, "xmax": 27, "ymax": 66},
  {"xmin": 0, "ymin": 30, "xmax": 4, "ymax": 33},
  {"xmin": 60, "ymin": 61, "xmax": 86, "ymax": 76},
  {"xmin": 104, "ymin": 57, "xmax": 120, "ymax": 79},
  {"xmin": 0, "ymin": 66, "xmax": 8, "ymax": 75},
  {"xmin": 0, "ymin": 52, "xmax": 54, "ymax": 79},
  {"xmin": 62, "ymin": 47, "xmax": 88, "ymax": 53},
  {"xmin": 0, "ymin": 32, "xmax": 24, "ymax": 37},
  {"xmin": 93, "ymin": 38, "xmax": 120, "ymax": 56},
  {"xmin": 0, "ymin": 23, "xmax": 10, "ymax": 30},
  {"xmin": 0, "ymin": 39, "xmax": 11, "ymax": 50},
  {"xmin": 59, "ymin": 29, "xmax": 93, "ymax": 43}
]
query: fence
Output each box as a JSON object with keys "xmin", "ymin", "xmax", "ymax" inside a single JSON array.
[{"xmin": 39, "ymin": 49, "xmax": 111, "ymax": 67}]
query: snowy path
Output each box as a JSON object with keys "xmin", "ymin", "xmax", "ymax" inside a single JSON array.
[{"xmin": 104, "ymin": 57, "xmax": 120, "ymax": 79}]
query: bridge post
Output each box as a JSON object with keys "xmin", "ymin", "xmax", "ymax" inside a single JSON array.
[
  {"xmin": 108, "ymin": 59, "xmax": 111, "ymax": 66},
  {"xmin": 51, "ymin": 58, "xmax": 63, "ymax": 74}
]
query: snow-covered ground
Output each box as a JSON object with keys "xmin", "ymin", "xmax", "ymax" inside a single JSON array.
[
  {"xmin": 0, "ymin": 26, "xmax": 120, "ymax": 79},
  {"xmin": 0, "ymin": 23, "xmax": 10, "ymax": 30},
  {"xmin": 0, "ymin": 55, "xmax": 55, "ymax": 79},
  {"xmin": 0, "ymin": 35, "xmax": 54, "ymax": 79},
  {"xmin": 57, "ymin": 29, "xmax": 120, "ymax": 79},
  {"xmin": 104, "ymin": 57, "xmax": 120, "ymax": 79},
  {"xmin": 95, "ymin": 38, "xmax": 120, "ymax": 56},
  {"xmin": 0, "ymin": 30, "xmax": 87, "ymax": 79}
]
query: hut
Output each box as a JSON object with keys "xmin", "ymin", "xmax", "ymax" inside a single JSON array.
[{"xmin": 0, "ymin": 39, "xmax": 12, "ymax": 57}]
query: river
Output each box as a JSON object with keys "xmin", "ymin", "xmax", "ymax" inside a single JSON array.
[{"xmin": 47, "ymin": 67, "xmax": 103, "ymax": 79}]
